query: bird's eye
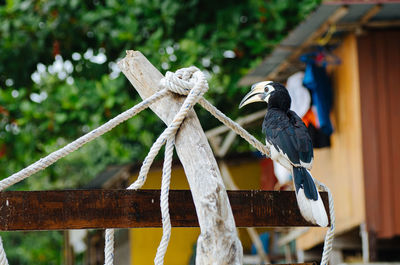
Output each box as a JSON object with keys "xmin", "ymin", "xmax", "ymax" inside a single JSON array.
[{"xmin": 264, "ymin": 86, "xmax": 269, "ymax": 92}]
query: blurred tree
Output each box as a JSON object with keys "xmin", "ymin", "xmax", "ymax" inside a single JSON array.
[{"xmin": 0, "ymin": 0, "xmax": 320, "ymax": 263}]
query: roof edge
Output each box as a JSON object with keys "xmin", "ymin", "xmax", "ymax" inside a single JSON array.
[{"xmin": 324, "ymin": 0, "xmax": 400, "ymax": 5}]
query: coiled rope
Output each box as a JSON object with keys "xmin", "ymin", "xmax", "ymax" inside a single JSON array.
[{"xmin": 0, "ymin": 66, "xmax": 335, "ymax": 265}]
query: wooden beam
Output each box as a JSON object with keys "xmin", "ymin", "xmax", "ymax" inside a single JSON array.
[
  {"xmin": 339, "ymin": 19, "xmax": 400, "ymax": 31},
  {"xmin": 366, "ymin": 19, "xmax": 400, "ymax": 28},
  {"xmin": 354, "ymin": 4, "xmax": 383, "ymax": 35},
  {"xmin": 360, "ymin": 4, "xmax": 382, "ymax": 25},
  {"xmin": 0, "ymin": 190, "xmax": 329, "ymax": 231},
  {"xmin": 266, "ymin": 5, "xmax": 349, "ymax": 81}
]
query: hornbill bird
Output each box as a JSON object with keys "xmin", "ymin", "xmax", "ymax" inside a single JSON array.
[{"xmin": 239, "ymin": 81, "xmax": 328, "ymax": 227}]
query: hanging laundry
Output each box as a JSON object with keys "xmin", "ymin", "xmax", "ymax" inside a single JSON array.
[
  {"xmin": 301, "ymin": 57, "xmax": 334, "ymax": 135},
  {"xmin": 303, "ymin": 107, "xmax": 331, "ymax": 148},
  {"xmin": 302, "ymin": 107, "xmax": 317, "ymax": 128},
  {"xmin": 251, "ymin": 232, "xmax": 270, "ymax": 255},
  {"xmin": 286, "ymin": 71, "xmax": 311, "ymax": 118}
]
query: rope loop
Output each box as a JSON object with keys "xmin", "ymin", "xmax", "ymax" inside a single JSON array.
[{"xmin": 160, "ymin": 66, "xmax": 207, "ymax": 96}]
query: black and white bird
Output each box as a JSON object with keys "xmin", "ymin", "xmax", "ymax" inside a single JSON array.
[{"xmin": 239, "ymin": 81, "xmax": 328, "ymax": 227}]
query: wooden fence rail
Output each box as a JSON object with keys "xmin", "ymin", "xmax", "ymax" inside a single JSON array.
[{"xmin": 0, "ymin": 190, "xmax": 329, "ymax": 231}]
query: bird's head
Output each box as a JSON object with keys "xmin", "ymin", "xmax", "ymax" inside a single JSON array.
[{"xmin": 239, "ymin": 81, "xmax": 291, "ymax": 111}]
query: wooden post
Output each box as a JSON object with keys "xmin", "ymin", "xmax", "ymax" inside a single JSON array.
[
  {"xmin": 118, "ymin": 51, "xmax": 243, "ymax": 264},
  {"xmin": 64, "ymin": 231, "xmax": 74, "ymax": 265}
]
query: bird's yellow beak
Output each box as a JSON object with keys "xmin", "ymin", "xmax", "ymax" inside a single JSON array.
[{"xmin": 239, "ymin": 82, "xmax": 266, "ymax": 109}]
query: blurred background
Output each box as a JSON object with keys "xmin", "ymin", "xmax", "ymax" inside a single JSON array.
[{"xmin": 1, "ymin": 0, "xmax": 400, "ymax": 264}]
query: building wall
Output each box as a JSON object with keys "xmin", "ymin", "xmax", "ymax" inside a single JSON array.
[
  {"xmin": 297, "ymin": 33, "xmax": 366, "ymax": 249},
  {"xmin": 114, "ymin": 230, "xmax": 131, "ymax": 265},
  {"xmin": 129, "ymin": 158, "xmax": 262, "ymax": 265},
  {"xmin": 358, "ymin": 30, "xmax": 400, "ymax": 239}
]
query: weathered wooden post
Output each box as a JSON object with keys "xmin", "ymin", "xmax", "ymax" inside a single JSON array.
[{"xmin": 118, "ymin": 51, "xmax": 243, "ymax": 264}]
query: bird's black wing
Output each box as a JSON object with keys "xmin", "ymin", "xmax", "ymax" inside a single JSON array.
[
  {"xmin": 287, "ymin": 110, "xmax": 313, "ymax": 166},
  {"xmin": 262, "ymin": 109, "xmax": 313, "ymax": 167},
  {"xmin": 263, "ymin": 109, "xmax": 300, "ymax": 165}
]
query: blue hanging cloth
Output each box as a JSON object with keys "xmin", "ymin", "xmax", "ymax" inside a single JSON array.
[
  {"xmin": 251, "ymin": 232, "xmax": 270, "ymax": 255},
  {"xmin": 301, "ymin": 56, "xmax": 334, "ymax": 135}
]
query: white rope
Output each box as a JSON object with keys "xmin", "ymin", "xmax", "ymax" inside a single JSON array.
[
  {"xmin": 0, "ymin": 237, "xmax": 9, "ymax": 265},
  {"xmin": 104, "ymin": 229, "xmax": 114, "ymax": 265},
  {"xmin": 127, "ymin": 67, "xmax": 207, "ymax": 190},
  {"xmin": 0, "ymin": 89, "xmax": 168, "ymax": 191},
  {"xmin": 198, "ymin": 98, "xmax": 270, "ymax": 157},
  {"xmin": 316, "ymin": 180, "xmax": 335, "ymax": 265},
  {"xmin": 154, "ymin": 138, "xmax": 174, "ymax": 265}
]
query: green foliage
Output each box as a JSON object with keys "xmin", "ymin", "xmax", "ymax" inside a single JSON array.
[
  {"xmin": 0, "ymin": 0, "xmax": 320, "ymax": 263},
  {"xmin": 0, "ymin": 231, "xmax": 63, "ymax": 264}
]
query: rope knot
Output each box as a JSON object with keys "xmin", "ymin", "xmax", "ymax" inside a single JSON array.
[{"xmin": 160, "ymin": 66, "xmax": 208, "ymax": 96}]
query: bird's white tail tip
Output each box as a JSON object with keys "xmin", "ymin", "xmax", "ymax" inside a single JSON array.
[{"xmin": 296, "ymin": 188, "xmax": 329, "ymax": 227}]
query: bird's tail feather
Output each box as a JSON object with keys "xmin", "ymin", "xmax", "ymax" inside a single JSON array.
[{"xmin": 292, "ymin": 167, "xmax": 328, "ymax": 227}]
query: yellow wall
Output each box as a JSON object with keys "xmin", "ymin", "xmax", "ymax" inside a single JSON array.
[
  {"xmin": 129, "ymin": 158, "xmax": 262, "ymax": 264},
  {"xmin": 297, "ymin": 34, "xmax": 366, "ymax": 249}
]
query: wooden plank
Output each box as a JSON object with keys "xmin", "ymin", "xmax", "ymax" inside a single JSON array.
[
  {"xmin": 336, "ymin": 20, "xmax": 400, "ymax": 31},
  {"xmin": 0, "ymin": 190, "xmax": 329, "ymax": 231},
  {"xmin": 375, "ymin": 31, "xmax": 394, "ymax": 238},
  {"xmin": 367, "ymin": 20, "xmax": 400, "ymax": 28},
  {"xmin": 387, "ymin": 31, "xmax": 400, "ymax": 236},
  {"xmin": 358, "ymin": 30, "xmax": 400, "ymax": 240},
  {"xmin": 357, "ymin": 31, "xmax": 381, "ymax": 236},
  {"xmin": 359, "ymin": 4, "xmax": 382, "ymax": 25}
]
